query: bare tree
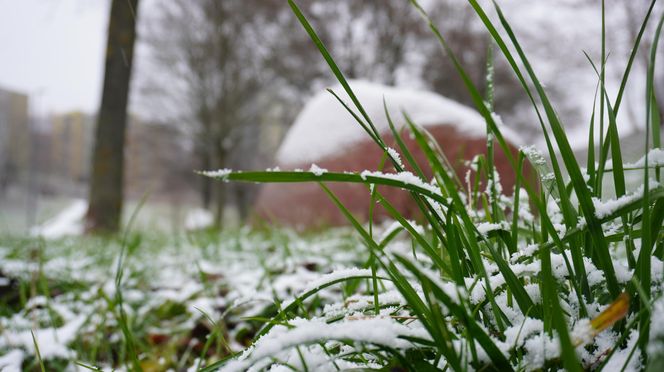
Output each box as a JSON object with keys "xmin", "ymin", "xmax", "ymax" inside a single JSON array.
[
  {"xmin": 86, "ymin": 0, "xmax": 139, "ymax": 233},
  {"xmin": 142, "ymin": 0, "xmax": 325, "ymax": 225}
]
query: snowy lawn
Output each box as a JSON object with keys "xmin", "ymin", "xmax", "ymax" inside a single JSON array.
[{"xmin": 0, "ymin": 228, "xmax": 372, "ymax": 371}]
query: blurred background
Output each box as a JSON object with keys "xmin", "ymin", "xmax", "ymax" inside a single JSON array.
[{"xmin": 0, "ymin": 0, "xmax": 662, "ymax": 235}]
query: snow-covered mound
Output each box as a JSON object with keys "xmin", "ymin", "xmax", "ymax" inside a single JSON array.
[{"xmin": 276, "ymin": 80, "xmax": 523, "ymax": 165}]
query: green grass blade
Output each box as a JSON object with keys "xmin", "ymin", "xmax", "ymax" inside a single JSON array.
[
  {"xmin": 539, "ymin": 245, "xmax": 583, "ymax": 371},
  {"xmin": 374, "ymin": 191, "xmax": 451, "ymax": 276},
  {"xmin": 637, "ymin": 8, "xmax": 664, "ymax": 358},
  {"xmin": 487, "ymin": 0, "xmax": 620, "ymax": 298},
  {"xmin": 583, "ymin": 52, "xmax": 627, "ymax": 198},
  {"xmin": 394, "ymin": 254, "xmax": 513, "ymax": 371},
  {"xmin": 383, "ymin": 98, "xmax": 426, "ymax": 179},
  {"xmin": 31, "ymin": 330, "xmax": 46, "ymax": 372},
  {"xmin": 598, "ymin": 0, "xmax": 658, "ymax": 167},
  {"xmin": 254, "ymin": 271, "xmax": 382, "ymax": 339},
  {"xmin": 288, "ymin": 0, "xmax": 382, "ymax": 143},
  {"xmin": 319, "ymin": 183, "xmax": 461, "ymax": 366},
  {"xmin": 202, "ymin": 170, "xmax": 450, "ymax": 207}
]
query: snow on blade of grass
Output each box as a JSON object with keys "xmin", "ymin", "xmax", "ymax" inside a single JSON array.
[
  {"xmin": 476, "ymin": 221, "xmax": 510, "ymax": 236},
  {"xmin": 359, "ymin": 170, "xmax": 442, "ymax": 196},
  {"xmin": 592, "ymin": 180, "xmax": 661, "ymax": 218},
  {"xmin": 280, "ymin": 268, "xmax": 373, "ymax": 309},
  {"xmin": 198, "ymin": 168, "xmax": 233, "ymax": 179},
  {"xmin": 386, "ymin": 147, "xmax": 404, "ymax": 168},
  {"xmin": 323, "ymin": 290, "xmax": 407, "ymax": 316},
  {"xmin": 611, "ymin": 148, "xmax": 664, "ymax": 169},
  {"xmin": 519, "ymin": 145, "xmax": 547, "ymax": 167},
  {"xmin": 308, "ymin": 163, "xmax": 328, "ymax": 176},
  {"xmin": 220, "ymin": 316, "xmax": 428, "ymax": 372}
]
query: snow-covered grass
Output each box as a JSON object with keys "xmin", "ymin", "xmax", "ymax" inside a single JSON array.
[
  {"xmin": 198, "ymin": 0, "xmax": 664, "ymax": 370},
  {"xmin": 0, "ymin": 228, "xmax": 369, "ymax": 370},
  {"xmin": 2, "ymin": 0, "xmax": 663, "ymax": 371}
]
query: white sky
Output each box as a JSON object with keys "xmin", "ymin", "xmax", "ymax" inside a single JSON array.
[{"xmin": 0, "ymin": 0, "xmax": 109, "ymax": 115}]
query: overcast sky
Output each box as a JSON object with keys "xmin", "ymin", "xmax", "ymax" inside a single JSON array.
[{"xmin": 0, "ymin": 0, "xmax": 109, "ymax": 115}]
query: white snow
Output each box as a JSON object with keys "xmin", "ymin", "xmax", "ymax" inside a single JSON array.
[
  {"xmin": 0, "ymin": 349, "xmax": 24, "ymax": 372},
  {"xmin": 281, "ymin": 268, "xmax": 372, "ymax": 309},
  {"xmin": 30, "ymin": 198, "xmax": 87, "ymax": 239},
  {"xmin": 221, "ymin": 317, "xmax": 427, "ymax": 372},
  {"xmin": 199, "ymin": 168, "xmax": 232, "ymax": 179},
  {"xmin": 276, "ymin": 80, "xmax": 523, "ymax": 165},
  {"xmin": 592, "ymin": 180, "xmax": 661, "ymax": 219},
  {"xmin": 308, "ymin": 163, "xmax": 328, "ymax": 176},
  {"xmin": 571, "ymin": 318, "xmax": 594, "ymax": 346},
  {"xmin": 0, "ymin": 315, "xmax": 86, "ymax": 359},
  {"xmin": 649, "ymin": 295, "xmax": 664, "ymax": 356},
  {"xmin": 386, "ymin": 147, "xmax": 405, "ymax": 168},
  {"xmin": 476, "ymin": 221, "xmax": 509, "ymax": 236},
  {"xmin": 359, "ymin": 170, "xmax": 442, "ymax": 197},
  {"xmin": 184, "ymin": 208, "xmax": 214, "ymax": 230},
  {"xmin": 622, "ymin": 148, "xmax": 664, "ymax": 169},
  {"xmin": 519, "ymin": 145, "xmax": 547, "ymax": 167}
]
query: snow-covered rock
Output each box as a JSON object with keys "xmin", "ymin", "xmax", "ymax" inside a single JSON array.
[
  {"xmin": 257, "ymin": 81, "xmax": 525, "ymax": 227},
  {"xmin": 277, "ymin": 80, "xmax": 523, "ymax": 165}
]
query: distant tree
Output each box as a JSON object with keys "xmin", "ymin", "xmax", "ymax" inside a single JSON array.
[
  {"xmin": 142, "ymin": 0, "xmax": 324, "ymax": 225},
  {"xmin": 86, "ymin": 0, "xmax": 139, "ymax": 233}
]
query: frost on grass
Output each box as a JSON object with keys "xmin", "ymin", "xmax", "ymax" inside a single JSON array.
[{"xmin": 520, "ymin": 145, "xmax": 547, "ymax": 167}]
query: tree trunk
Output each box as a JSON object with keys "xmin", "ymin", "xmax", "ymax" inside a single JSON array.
[
  {"xmin": 214, "ymin": 182, "xmax": 226, "ymax": 227},
  {"xmin": 234, "ymin": 185, "xmax": 251, "ymax": 222},
  {"xmin": 86, "ymin": 0, "xmax": 140, "ymax": 233},
  {"xmin": 200, "ymin": 148, "xmax": 212, "ymax": 208},
  {"xmin": 213, "ymin": 139, "xmax": 227, "ymax": 227}
]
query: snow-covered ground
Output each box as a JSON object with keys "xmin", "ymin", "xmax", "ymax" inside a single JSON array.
[
  {"xmin": 0, "ymin": 228, "xmax": 369, "ymax": 370},
  {"xmin": 2, "ymin": 170, "xmax": 663, "ymax": 370},
  {"xmin": 29, "ymin": 198, "xmax": 87, "ymax": 239}
]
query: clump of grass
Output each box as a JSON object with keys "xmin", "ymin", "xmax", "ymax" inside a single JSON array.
[{"xmin": 203, "ymin": 0, "xmax": 664, "ymax": 370}]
